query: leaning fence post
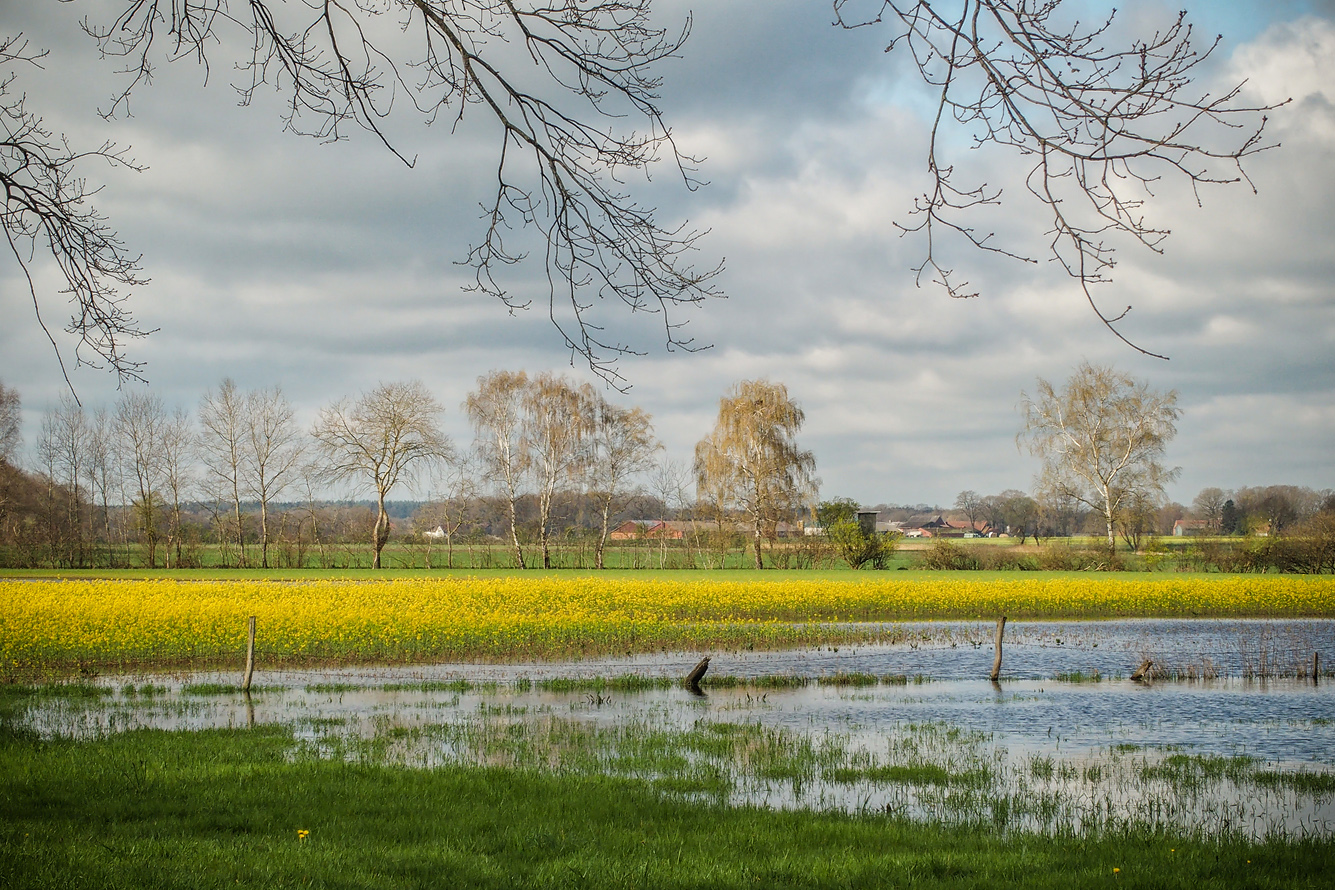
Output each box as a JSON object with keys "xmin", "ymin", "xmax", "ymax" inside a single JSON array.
[
  {"xmin": 242, "ymin": 616, "xmax": 256, "ymax": 693},
  {"xmin": 1315, "ymin": 652, "xmax": 1321, "ymax": 686},
  {"xmin": 989, "ymin": 617, "xmax": 1006, "ymax": 682}
]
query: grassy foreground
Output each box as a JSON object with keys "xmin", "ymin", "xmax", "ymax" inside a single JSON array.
[
  {"xmin": 2, "ymin": 725, "xmax": 1329, "ymax": 890},
  {"xmin": 5, "ymin": 574, "xmax": 1335, "ymax": 678}
]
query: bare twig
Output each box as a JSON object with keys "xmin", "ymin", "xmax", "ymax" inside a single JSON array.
[{"xmin": 835, "ymin": 0, "xmax": 1286, "ymax": 355}]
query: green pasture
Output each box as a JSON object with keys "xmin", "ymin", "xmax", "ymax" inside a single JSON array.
[
  {"xmin": 4, "ymin": 532, "xmax": 1237, "ymax": 574},
  {"xmin": 2, "ymin": 725, "xmax": 1329, "ymax": 889},
  {"xmin": 0, "ymin": 564, "xmax": 1256, "ymax": 582}
]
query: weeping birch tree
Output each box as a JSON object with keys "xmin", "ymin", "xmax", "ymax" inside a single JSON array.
[
  {"xmin": 694, "ymin": 380, "xmax": 817, "ymax": 570},
  {"xmin": 312, "ymin": 381, "xmax": 450, "ymax": 569},
  {"xmin": 1020, "ymin": 363, "xmax": 1180, "ymax": 557}
]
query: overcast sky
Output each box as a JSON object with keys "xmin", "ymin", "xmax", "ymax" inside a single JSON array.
[{"xmin": 3, "ymin": 0, "xmax": 1332, "ymax": 507}]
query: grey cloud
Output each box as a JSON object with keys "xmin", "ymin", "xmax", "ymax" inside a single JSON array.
[{"xmin": 3, "ymin": 1, "xmax": 1333, "ymax": 507}]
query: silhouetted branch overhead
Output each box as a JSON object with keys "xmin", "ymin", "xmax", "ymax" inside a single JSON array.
[
  {"xmin": 834, "ymin": 0, "xmax": 1285, "ymax": 356},
  {"xmin": 78, "ymin": 0, "xmax": 723, "ymax": 383},
  {"xmin": 5, "ymin": 2, "xmax": 1288, "ymax": 383},
  {"xmin": 2, "ymin": 35, "xmax": 150, "ymax": 388}
]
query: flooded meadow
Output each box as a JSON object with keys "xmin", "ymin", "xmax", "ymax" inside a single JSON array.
[{"xmin": 7, "ymin": 619, "xmax": 1334, "ymax": 842}]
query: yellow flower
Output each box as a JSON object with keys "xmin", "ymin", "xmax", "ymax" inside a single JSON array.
[
  {"xmin": 297, "ymin": 829, "xmax": 310, "ymax": 841},
  {"xmin": 1113, "ymin": 868, "xmax": 1120, "ymax": 874}
]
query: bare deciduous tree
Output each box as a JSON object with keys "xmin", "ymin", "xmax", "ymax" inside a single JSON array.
[
  {"xmin": 36, "ymin": 395, "xmax": 90, "ymax": 565},
  {"xmin": 1191, "ymin": 486, "xmax": 1228, "ymax": 532},
  {"xmin": 82, "ymin": 407, "xmax": 116, "ymax": 562},
  {"xmin": 198, "ymin": 379, "xmax": 250, "ymax": 567},
  {"xmin": 10, "ymin": 3, "xmax": 719, "ymax": 384},
  {"xmin": 953, "ymin": 489, "xmax": 982, "ymax": 532},
  {"xmin": 694, "ymin": 380, "xmax": 817, "ymax": 570},
  {"xmin": 834, "ymin": 0, "xmax": 1283, "ymax": 355},
  {"xmin": 466, "ymin": 370, "xmax": 530, "ymax": 569},
  {"xmin": 1020, "ymin": 362, "xmax": 1180, "ymax": 556},
  {"xmin": 420, "ymin": 448, "xmax": 480, "ymax": 570},
  {"xmin": 649, "ymin": 458, "xmax": 690, "ymax": 569},
  {"xmin": 587, "ymin": 396, "xmax": 660, "ymax": 569},
  {"xmin": 160, "ymin": 407, "xmax": 194, "ymax": 568},
  {"xmin": 114, "ymin": 390, "xmax": 169, "ymax": 567},
  {"xmin": 245, "ymin": 385, "xmax": 305, "ymax": 569},
  {"xmin": 0, "ymin": 380, "xmax": 20, "ymax": 466},
  {"xmin": 313, "ymin": 380, "xmax": 450, "ymax": 569},
  {"xmin": 522, "ymin": 374, "xmax": 593, "ymax": 569}
]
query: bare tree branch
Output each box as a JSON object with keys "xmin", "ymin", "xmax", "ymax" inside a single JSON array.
[
  {"xmin": 77, "ymin": 1, "xmax": 723, "ymax": 384},
  {"xmin": 835, "ymin": 0, "xmax": 1286, "ymax": 356},
  {"xmin": 2, "ymin": 34, "xmax": 151, "ymax": 387}
]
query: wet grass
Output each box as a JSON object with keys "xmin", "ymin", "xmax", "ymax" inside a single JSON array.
[
  {"xmin": 180, "ymin": 683, "xmax": 279, "ymax": 696},
  {"xmin": 1051, "ymin": 670, "xmax": 1104, "ymax": 683},
  {"xmin": 3, "ymin": 725, "xmax": 1332, "ymax": 889},
  {"xmin": 535, "ymin": 675, "xmax": 673, "ymax": 693},
  {"xmin": 0, "ymin": 682, "xmax": 115, "ymax": 700},
  {"xmin": 4, "ymin": 678, "xmax": 1332, "ymax": 846},
  {"xmin": 827, "ymin": 763, "xmax": 995, "ymax": 787}
]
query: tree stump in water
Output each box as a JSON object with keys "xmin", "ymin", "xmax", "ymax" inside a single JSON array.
[{"xmin": 686, "ymin": 656, "xmax": 711, "ymax": 691}]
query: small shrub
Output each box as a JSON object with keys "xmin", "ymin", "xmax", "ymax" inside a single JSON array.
[{"xmin": 921, "ymin": 539, "xmax": 980, "ymax": 571}]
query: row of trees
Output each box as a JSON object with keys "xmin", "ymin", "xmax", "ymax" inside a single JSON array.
[
  {"xmin": 4, "ymin": 367, "xmax": 1329, "ymax": 570},
  {"xmin": 949, "ymin": 483, "xmax": 1335, "ymax": 551},
  {"xmin": 0, "ymin": 375, "xmax": 825, "ymax": 571}
]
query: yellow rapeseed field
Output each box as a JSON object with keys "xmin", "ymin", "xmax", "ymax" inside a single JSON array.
[{"xmin": 3, "ymin": 575, "xmax": 1332, "ymax": 676}]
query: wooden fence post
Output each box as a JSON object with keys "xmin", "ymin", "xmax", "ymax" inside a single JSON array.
[
  {"xmin": 242, "ymin": 616, "xmax": 256, "ymax": 693},
  {"xmin": 1315, "ymin": 652, "xmax": 1321, "ymax": 686},
  {"xmin": 989, "ymin": 617, "xmax": 1006, "ymax": 682}
]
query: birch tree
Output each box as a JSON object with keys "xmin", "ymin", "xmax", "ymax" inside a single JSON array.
[
  {"xmin": 523, "ymin": 374, "xmax": 593, "ymax": 570},
  {"xmin": 0, "ymin": 380, "xmax": 19, "ymax": 466},
  {"xmin": 466, "ymin": 371, "xmax": 530, "ymax": 569},
  {"xmin": 1020, "ymin": 362, "xmax": 1180, "ymax": 557},
  {"xmin": 587, "ymin": 397, "xmax": 660, "ymax": 569},
  {"xmin": 83, "ymin": 407, "xmax": 116, "ymax": 561},
  {"xmin": 160, "ymin": 407, "xmax": 194, "ymax": 568}
]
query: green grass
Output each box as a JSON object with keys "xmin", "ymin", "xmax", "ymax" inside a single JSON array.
[
  {"xmin": 180, "ymin": 683, "xmax": 280, "ymax": 696},
  {"xmin": 2, "ymin": 726, "xmax": 1331, "ymax": 889},
  {"xmin": 534, "ymin": 675, "xmax": 673, "ymax": 693}
]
